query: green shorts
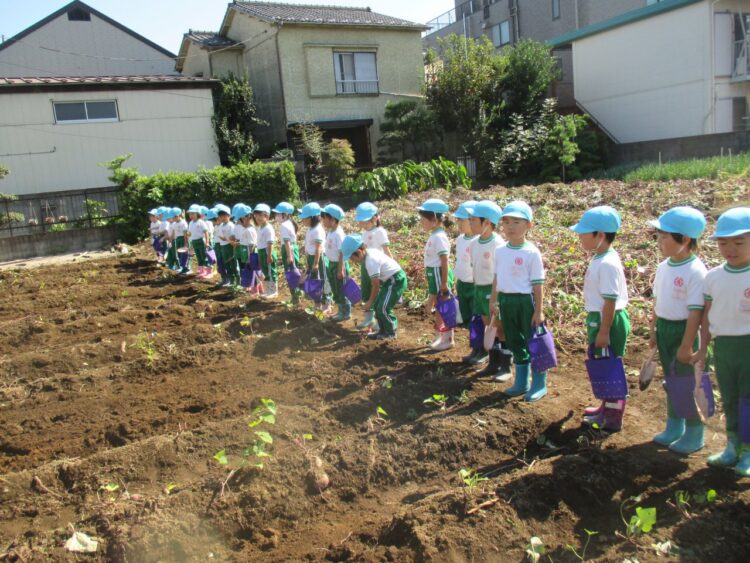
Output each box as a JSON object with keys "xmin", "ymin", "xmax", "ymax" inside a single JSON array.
[
  {"xmin": 586, "ymin": 309, "xmax": 631, "ymax": 358},
  {"xmin": 426, "ymin": 266, "xmax": 454, "ymax": 296},
  {"xmin": 472, "ymin": 284, "xmax": 493, "ymax": 317}
]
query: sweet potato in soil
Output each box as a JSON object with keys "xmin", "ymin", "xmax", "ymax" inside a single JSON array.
[{"xmin": 1, "ymin": 180, "xmax": 749, "ymax": 561}]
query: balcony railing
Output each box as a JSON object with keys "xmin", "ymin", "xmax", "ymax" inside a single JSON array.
[
  {"xmin": 424, "ymin": 0, "xmax": 483, "ymax": 36},
  {"xmin": 335, "ymin": 80, "xmax": 379, "ymax": 95},
  {"xmin": 734, "ymin": 38, "xmax": 750, "ymax": 80}
]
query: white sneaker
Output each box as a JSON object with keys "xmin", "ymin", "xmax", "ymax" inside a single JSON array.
[
  {"xmin": 430, "ymin": 330, "xmax": 454, "ymax": 352},
  {"xmin": 429, "ymin": 331, "xmax": 442, "ymax": 349}
]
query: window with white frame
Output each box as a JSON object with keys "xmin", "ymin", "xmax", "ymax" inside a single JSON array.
[
  {"xmin": 333, "ymin": 52, "xmax": 379, "ymax": 95},
  {"xmin": 53, "ymin": 100, "xmax": 118, "ymax": 124},
  {"xmin": 491, "ymin": 20, "xmax": 511, "ymax": 47}
]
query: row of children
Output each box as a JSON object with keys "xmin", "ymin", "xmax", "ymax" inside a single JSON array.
[{"xmin": 147, "ymin": 199, "xmax": 750, "ymax": 476}]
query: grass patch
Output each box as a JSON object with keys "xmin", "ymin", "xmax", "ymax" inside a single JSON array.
[{"xmin": 593, "ymin": 152, "xmax": 750, "ymax": 182}]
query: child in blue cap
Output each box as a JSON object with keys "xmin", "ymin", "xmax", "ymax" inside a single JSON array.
[
  {"xmin": 355, "ymin": 202, "xmax": 392, "ymax": 332},
  {"xmin": 419, "ymin": 198, "xmax": 454, "ymax": 351},
  {"xmin": 491, "ymin": 201, "xmax": 547, "ymax": 401},
  {"xmin": 322, "ymin": 204, "xmax": 350, "ymax": 321},
  {"xmin": 232, "ymin": 204, "xmax": 259, "ymax": 292},
  {"xmin": 148, "ymin": 208, "xmax": 165, "ymax": 263},
  {"xmin": 187, "ymin": 204, "xmax": 210, "ymax": 278},
  {"xmin": 571, "ymin": 205, "xmax": 630, "ymax": 430},
  {"xmin": 254, "ymin": 204, "xmax": 278, "ymax": 298},
  {"xmin": 453, "ymin": 200, "xmax": 478, "ymax": 333},
  {"xmin": 171, "ymin": 208, "xmax": 190, "ymax": 275},
  {"xmin": 648, "ymin": 206, "xmax": 708, "ymax": 454},
  {"xmin": 341, "ymin": 234, "xmax": 407, "ymax": 340},
  {"xmin": 215, "ymin": 204, "xmax": 237, "ymax": 287},
  {"xmin": 203, "ymin": 207, "xmax": 218, "ymax": 279},
  {"xmin": 300, "ymin": 202, "xmax": 332, "ymax": 310},
  {"xmin": 696, "ymin": 207, "xmax": 750, "ymax": 475},
  {"xmin": 272, "ymin": 202, "xmax": 302, "ymax": 304}
]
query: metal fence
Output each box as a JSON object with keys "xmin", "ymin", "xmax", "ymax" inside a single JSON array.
[{"xmin": 1, "ymin": 186, "xmax": 121, "ymax": 239}]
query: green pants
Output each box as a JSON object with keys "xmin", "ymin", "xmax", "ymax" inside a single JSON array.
[
  {"xmin": 361, "ymin": 262, "xmax": 373, "ymax": 312},
  {"xmin": 281, "ymin": 243, "xmax": 301, "ymax": 301},
  {"xmin": 714, "ymin": 335, "xmax": 750, "ymax": 441},
  {"xmin": 221, "ymin": 244, "xmax": 239, "ymax": 285},
  {"xmin": 656, "ymin": 317, "xmax": 700, "ymax": 426},
  {"xmin": 214, "ymin": 242, "xmax": 225, "ymax": 278},
  {"xmin": 258, "ymin": 248, "xmax": 277, "ymax": 282},
  {"xmin": 473, "ymin": 284, "xmax": 492, "ymax": 318},
  {"xmin": 375, "ymin": 270, "xmax": 407, "ymax": 336},
  {"xmin": 586, "ymin": 309, "xmax": 630, "ymax": 357},
  {"xmin": 307, "ymin": 254, "xmax": 330, "ymax": 304},
  {"xmin": 497, "ymin": 293, "xmax": 535, "ymax": 365},
  {"xmin": 191, "ymin": 238, "xmax": 207, "ymax": 267},
  {"xmin": 426, "ymin": 266, "xmax": 454, "ymax": 296},
  {"xmin": 234, "ymin": 244, "xmax": 249, "ymax": 267},
  {"xmin": 166, "ymin": 240, "xmax": 177, "ymax": 269},
  {"xmin": 175, "ymin": 236, "xmax": 187, "ymax": 271},
  {"xmin": 456, "ymin": 280, "xmax": 474, "ymax": 326},
  {"xmin": 326, "ymin": 260, "xmax": 350, "ymax": 307}
]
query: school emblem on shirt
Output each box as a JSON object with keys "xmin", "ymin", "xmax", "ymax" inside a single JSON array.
[
  {"xmin": 484, "ymin": 252, "xmax": 490, "ymax": 259},
  {"xmin": 515, "ymin": 257, "xmax": 524, "ymax": 266},
  {"xmin": 674, "ymin": 277, "xmax": 684, "ymax": 288},
  {"xmin": 745, "ymin": 287, "xmax": 750, "ymax": 299}
]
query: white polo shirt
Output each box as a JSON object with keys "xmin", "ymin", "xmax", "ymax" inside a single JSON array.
[
  {"xmin": 257, "ymin": 223, "xmax": 275, "ymax": 250},
  {"xmin": 149, "ymin": 220, "xmax": 162, "ymax": 236},
  {"xmin": 704, "ymin": 263, "xmax": 750, "ymax": 336},
  {"xmin": 280, "ymin": 220, "xmax": 296, "ymax": 243},
  {"xmin": 325, "ymin": 226, "xmax": 346, "ymax": 262},
  {"xmin": 455, "ymin": 234, "xmax": 477, "ymax": 283},
  {"xmin": 583, "ymin": 249, "xmax": 629, "ymax": 312},
  {"xmin": 364, "ymin": 226, "xmax": 389, "ymax": 251},
  {"xmin": 188, "ymin": 219, "xmax": 208, "ymax": 241},
  {"xmin": 494, "ymin": 241, "xmax": 545, "ymax": 294},
  {"xmin": 653, "ymin": 256, "xmax": 707, "ymax": 320},
  {"xmin": 305, "ymin": 223, "xmax": 326, "ymax": 255},
  {"xmin": 365, "ymin": 248, "xmax": 401, "ymax": 281},
  {"xmin": 216, "ymin": 221, "xmax": 234, "ymax": 246},
  {"xmin": 171, "ymin": 219, "xmax": 188, "ymax": 239},
  {"xmin": 234, "ymin": 224, "xmax": 257, "ymax": 247},
  {"xmin": 424, "ymin": 228, "xmax": 451, "ymax": 268},
  {"xmin": 472, "ymin": 234, "xmax": 506, "ymax": 286}
]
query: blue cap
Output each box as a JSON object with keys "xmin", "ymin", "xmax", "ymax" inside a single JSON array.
[
  {"xmin": 157, "ymin": 206, "xmax": 169, "ymax": 216},
  {"xmin": 272, "ymin": 202, "xmax": 295, "ymax": 215},
  {"xmin": 204, "ymin": 208, "xmax": 218, "ymax": 220},
  {"xmin": 200, "ymin": 205, "xmax": 209, "ymax": 216},
  {"xmin": 355, "ymin": 202, "xmax": 378, "ymax": 222},
  {"xmin": 417, "ymin": 198, "xmax": 449, "ymax": 214},
  {"xmin": 299, "ymin": 202, "xmax": 322, "ymax": 220},
  {"xmin": 215, "ymin": 204, "xmax": 231, "ymax": 216},
  {"xmin": 341, "ymin": 234, "xmax": 364, "ymax": 260},
  {"xmin": 470, "ymin": 200, "xmax": 502, "ymax": 225},
  {"xmin": 322, "ymin": 203, "xmax": 345, "ymax": 221},
  {"xmin": 233, "ymin": 203, "xmax": 252, "ymax": 221},
  {"xmin": 171, "ymin": 207, "xmax": 183, "ymax": 217},
  {"xmin": 187, "ymin": 204, "xmax": 202, "ymax": 214},
  {"xmin": 253, "ymin": 203, "xmax": 271, "ymax": 215},
  {"xmin": 501, "ymin": 201, "xmax": 533, "ymax": 222},
  {"xmin": 711, "ymin": 207, "xmax": 750, "ymax": 239},
  {"xmin": 570, "ymin": 206, "xmax": 621, "ymax": 233},
  {"xmin": 148, "ymin": 208, "xmax": 159, "ymax": 216},
  {"xmin": 453, "ymin": 200, "xmax": 478, "ymax": 220},
  {"xmin": 648, "ymin": 206, "xmax": 706, "ymax": 240}
]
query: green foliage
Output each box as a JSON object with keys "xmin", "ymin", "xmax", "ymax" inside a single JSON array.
[
  {"xmin": 565, "ymin": 529, "xmax": 598, "ymax": 562},
  {"xmin": 620, "ymin": 495, "xmax": 657, "ymax": 537},
  {"xmin": 106, "ymin": 155, "xmax": 299, "ymax": 242},
  {"xmin": 377, "ymin": 100, "xmax": 443, "ymax": 163},
  {"xmin": 292, "ymin": 122, "xmax": 326, "ymax": 192},
  {"xmin": 348, "ymin": 158, "xmax": 470, "ymax": 201},
  {"xmin": 212, "ymin": 74, "xmax": 262, "ymax": 165},
  {"xmin": 324, "ymin": 138, "xmax": 355, "ymax": 187},
  {"xmin": 525, "ymin": 536, "xmax": 546, "ymax": 563},
  {"xmin": 49, "ymin": 223, "xmax": 67, "ymax": 232},
  {"xmin": 423, "ymin": 393, "xmax": 448, "ymax": 410},
  {"xmin": 0, "ymin": 165, "xmax": 8, "ymax": 182},
  {"xmin": 500, "ymin": 39, "xmax": 561, "ymax": 119},
  {"xmin": 458, "ymin": 468, "xmax": 488, "ymax": 489},
  {"xmin": 595, "ymin": 151, "xmax": 750, "ymax": 182}
]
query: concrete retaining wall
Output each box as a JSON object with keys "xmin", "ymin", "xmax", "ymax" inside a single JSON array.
[
  {"xmin": 0, "ymin": 225, "xmax": 118, "ymax": 262},
  {"xmin": 610, "ymin": 131, "xmax": 750, "ymax": 166}
]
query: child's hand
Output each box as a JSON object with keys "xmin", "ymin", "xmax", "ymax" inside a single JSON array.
[
  {"xmin": 337, "ymin": 271, "xmax": 344, "ymax": 280},
  {"xmin": 649, "ymin": 332, "xmax": 657, "ymax": 349},
  {"xmin": 676, "ymin": 343, "xmax": 693, "ymax": 365},
  {"xmin": 531, "ymin": 311, "xmax": 544, "ymax": 327},
  {"xmin": 594, "ymin": 330, "xmax": 609, "ymax": 350},
  {"xmin": 690, "ymin": 349, "xmax": 707, "ymax": 368},
  {"xmin": 267, "ymin": 255, "xmax": 273, "ymax": 265},
  {"xmin": 490, "ymin": 303, "xmax": 499, "ymax": 318}
]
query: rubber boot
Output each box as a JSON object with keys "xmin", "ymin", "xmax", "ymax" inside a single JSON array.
[
  {"xmin": 496, "ymin": 345, "xmax": 513, "ymax": 379},
  {"xmin": 428, "ymin": 330, "xmax": 442, "ymax": 349},
  {"xmin": 461, "ymin": 348, "xmax": 477, "ymax": 363},
  {"xmin": 261, "ymin": 280, "xmax": 278, "ymax": 299},
  {"xmin": 431, "ymin": 329, "xmax": 454, "ymax": 352},
  {"xmin": 477, "ymin": 347, "xmax": 500, "ymax": 377},
  {"xmin": 600, "ymin": 400, "xmax": 626, "ymax": 432},
  {"xmin": 503, "ymin": 363, "xmax": 530, "ymax": 397},
  {"xmin": 468, "ymin": 348, "xmax": 489, "ymax": 365},
  {"xmin": 357, "ymin": 310, "xmax": 375, "ymax": 330},
  {"xmin": 584, "ymin": 401, "xmax": 605, "ymax": 417},
  {"xmin": 524, "ymin": 371, "xmax": 548, "ymax": 402},
  {"xmin": 669, "ymin": 423, "xmax": 704, "ymax": 454},
  {"xmin": 734, "ymin": 446, "xmax": 750, "ymax": 477},
  {"xmin": 707, "ymin": 432, "xmax": 740, "ymax": 468},
  {"xmin": 653, "ymin": 417, "xmax": 685, "ymax": 446}
]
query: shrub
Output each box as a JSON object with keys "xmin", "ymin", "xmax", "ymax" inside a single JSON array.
[
  {"xmin": 377, "ymin": 100, "xmax": 443, "ymax": 163},
  {"xmin": 348, "ymin": 158, "xmax": 471, "ymax": 201},
  {"xmin": 324, "ymin": 139, "xmax": 355, "ymax": 188},
  {"xmin": 212, "ymin": 74, "xmax": 263, "ymax": 165},
  {"xmin": 291, "ymin": 122, "xmax": 326, "ymax": 193},
  {"xmin": 105, "ymin": 156, "xmax": 300, "ymax": 242}
]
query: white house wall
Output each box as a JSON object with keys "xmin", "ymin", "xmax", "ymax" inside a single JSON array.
[
  {"xmin": 0, "ymin": 87, "xmax": 219, "ymax": 195},
  {"xmin": 572, "ymin": 1, "xmax": 713, "ymax": 143},
  {"xmin": 0, "ymin": 11, "xmax": 175, "ymax": 77}
]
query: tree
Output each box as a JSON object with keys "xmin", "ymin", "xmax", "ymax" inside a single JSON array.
[
  {"xmin": 212, "ymin": 74, "xmax": 263, "ymax": 165},
  {"xmin": 377, "ymin": 100, "xmax": 443, "ymax": 163},
  {"xmin": 324, "ymin": 139, "xmax": 355, "ymax": 188},
  {"xmin": 0, "ymin": 166, "xmax": 25, "ymax": 228},
  {"xmin": 291, "ymin": 122, "xmax": 326, "ymax": 192}
]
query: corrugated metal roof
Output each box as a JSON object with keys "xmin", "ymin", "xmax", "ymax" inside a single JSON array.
[
  {"xmin": 184, "ymin": 31, "xmax": 240, "ymax": 48},
  {"xmin": 549, "ymin": 0, "xmax": 704, "ymax": 48},
  {"xmin": 233, "ymin": 1, "xmax": 426, "ymax": 29},
  {"xmin": 0, "ymin": 75, "xmax": 217, "ymax": 87}
]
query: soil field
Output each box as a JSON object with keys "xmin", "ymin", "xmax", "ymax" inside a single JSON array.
[{"xmin": 1, "ymin": 181, "xmax": 749, "ymax": 562}]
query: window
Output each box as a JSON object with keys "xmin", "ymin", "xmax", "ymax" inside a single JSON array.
[
  {"xmin": 333, "ymin": 52, "xmax": 379, "ymax": 95},
  {"xmin": 552, "ymin": 0, "xmax": 560, "ymax": 20},
  {"xmin": 67, "ymin": 8, "xmax": 91, "ymax": 21},
  {"xmin": 491, "ymin": 20, "xmax": 511, "ymax": 47},
  {"xmin": 53, "ymin": 101, "xmax": 118, "ymax": 124}
]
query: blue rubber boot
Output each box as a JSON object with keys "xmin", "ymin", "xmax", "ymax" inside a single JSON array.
[
  {"xmin": 669, "ymin": 423, "xmax": 704, "ymax": 454},
  {"xmin": 503, "ymin": 363, "xmax": 530, "ymax": 397},
  {"xmin": 653, "ymin": 417, "xmax": 685, "ymax": 446},
  {"xmin": 734, "ymin": 446, "xmax": 750, "ymax": 477},
  {"xmin": 707, "ymin": 432, "xmax": 740, "ymax": 468},
  {"xmin": 524, "ymin": 371, "xmax": 547, "ymax": 402}
]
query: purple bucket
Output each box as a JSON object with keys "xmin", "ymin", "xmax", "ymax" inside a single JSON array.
[
  {"xmin": 740, "ymin": 395, "xmax": 750, "ymax": 443},
  {"xmin": 699, "ymin": 371, "xmax": 715, "ymax": 418},
  {"xmin": 585, "ymin": 347, "xmax": 628, "ymax": 400},
  {"xmin": 436, "ymin": 294, "xmax": 459, "ymax": 329},
  {"xmin": 469, "ymin": 315, "xmax": 484, "ymax": 349},
  {"xmin": 152, "ymin": 236, "xmax": 164, "ymax": 254},
  {"xmin": 206, "ymin": 248, "xmax": 217, "ymax": 265},
  {"xmin": 528, "ymin": 324, "xmax": 558, "ymax": 372},
  {"xmin": 304, "ymin": 278, "xmax": 324, "ymax": 302},
  {"xmin": 248, "ymin": 252, "xmax": 260, "ymax": 272},
  {"xmin": 285, "ymin": 267, "xmax": 302, "ymax": 289},
  {"xmin": 240, "ymin": 267, "xmax": 253, "ymax": 288},
  {"xmin": 343, "ymin": 278, "xmax": 362, "ymax": 304},
  {"xmin": 664, "ymin": 364, "xmax": 699, "ymax": 418},
  {"xmin": 177, "ymin": 248, "xmax": 189, "ymax": 269}
]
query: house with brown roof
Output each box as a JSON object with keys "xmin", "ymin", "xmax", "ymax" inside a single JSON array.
[{"xmin": 176, "ymin": 1, "xmax": 427, "ymax": 167}]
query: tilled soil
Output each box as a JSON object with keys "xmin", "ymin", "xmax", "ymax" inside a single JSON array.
[{"xmin": 0, "ymin": 246, "xmax": 748, "ymax": 562}]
